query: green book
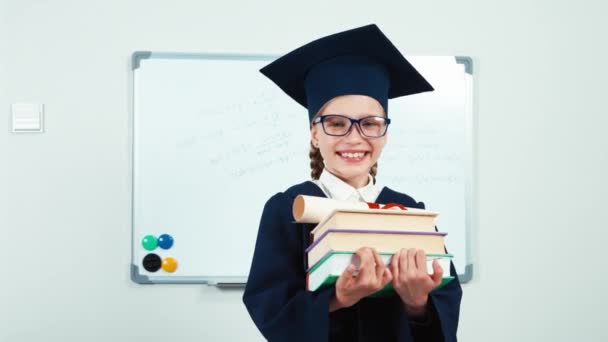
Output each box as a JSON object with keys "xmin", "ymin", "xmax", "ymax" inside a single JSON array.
[{"xmin": 307, "ymin": 251, "xmax": 455, "ymax": 296}]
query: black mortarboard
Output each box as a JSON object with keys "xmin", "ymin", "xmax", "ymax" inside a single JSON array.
[{"xmin": 260, "ymin": 24, "xmax": 434, "ymax": 122}]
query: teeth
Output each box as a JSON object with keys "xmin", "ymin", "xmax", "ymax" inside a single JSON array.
[{"xmin": 340, "ymin": 152, "xmax": 365, "ymax": 159}]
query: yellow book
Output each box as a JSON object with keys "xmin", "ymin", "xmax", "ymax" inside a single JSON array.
[{"xmin": 309, "ymin": 208, "xmax": 438, "ymax": 242}]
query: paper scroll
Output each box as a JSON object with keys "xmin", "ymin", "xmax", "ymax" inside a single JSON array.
[{"xmin": 292, "ymin": 195, "xmax": 429, "ymax": 224}]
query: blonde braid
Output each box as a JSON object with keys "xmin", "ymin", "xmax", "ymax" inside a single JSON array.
[
  {"xmin": 370, "ymin": 162, "xmax": 378, "ymax": 184},
  {"xmin": 309, "ymin": 142, "xmax": 324, "ymax": 180}
]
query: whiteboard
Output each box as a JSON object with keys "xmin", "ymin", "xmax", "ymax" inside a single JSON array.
[{"xmin": 130, "ymin": 52, "xmax": 474, "ymax": 285}]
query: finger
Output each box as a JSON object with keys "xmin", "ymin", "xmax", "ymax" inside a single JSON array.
[
  {"xmin": 349, "ymin": 253, "xmax": 361, "ymax": 276},
  {"xmin": 356, "ymin": 248, "xmax": 376, "ymax": 282},
  {"xmin": 355, "ymin": 247, "xmax": 373, "ymax": 269},
  {"xmin": 382, "ymin": 267, "xmax": 393, "ymax": 285},
  {"xmin": 430, "ymin": 259, "xmax": 444, "ymax": 286},
  {"xmin": 372, "ymin": 249, "xmax": 386, "ymax": 281},
  {"xmin": 406, "ymin": 248, "xmax": 418, "ymax": 278},
  {"xmin": 399, "ymin": 248, "xmax": 409, "ymax": 281},
  {"xmin": 336, "ymin": 264, "xmax": 357, "ymax": 289},
  {"xmin": 415, "ymin": 249, "xmax": 427, "ymax": 276},
  {"xmin": 390, "ymin": 250, "xmax": 400, "ymax": 284}
]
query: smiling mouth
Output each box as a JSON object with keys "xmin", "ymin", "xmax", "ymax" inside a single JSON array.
[{"xmin": 336, "ymin": 151, "xmax": 370, "ymax": 162}]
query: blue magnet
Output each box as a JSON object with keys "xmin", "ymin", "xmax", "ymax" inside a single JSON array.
[{"xmin": 158, "ymin": 234, "xmax": 174, "ymax": 249}]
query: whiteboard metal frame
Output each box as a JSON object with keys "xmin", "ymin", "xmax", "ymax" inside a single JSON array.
[{"xmin": 129, "ymin": 51, "xmax": 475, "ymax": 286}]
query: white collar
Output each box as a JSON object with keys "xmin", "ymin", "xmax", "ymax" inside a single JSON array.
[{"xmin": 314, "ymin": 168, "xmax": 382, "ymax": 203}]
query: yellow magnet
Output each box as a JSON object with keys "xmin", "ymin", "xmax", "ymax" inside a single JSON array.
[{"xmin": 162, "ymin": 257, "xmax": 178, "ymax": 273}]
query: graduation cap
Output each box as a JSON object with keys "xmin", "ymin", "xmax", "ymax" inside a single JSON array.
[{"xmin": 260, "ymin": 24, "xmax": 434, "ymax": 122}]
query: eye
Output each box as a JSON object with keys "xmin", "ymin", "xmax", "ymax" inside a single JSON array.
[
  {"xmin": 324, "ymin": 117, "xmax": 348, "ymax": 127},
  {"xmin": 362, "ymin": 121, "xmax": 380, "ymax": 127},
  {"xmin": 361, "ymin": 118, "xmax": 383, "ymax": 127}
]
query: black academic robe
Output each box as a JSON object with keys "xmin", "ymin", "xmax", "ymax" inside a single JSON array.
[{"xmin": 243, "ymin": 181, "xmax": 462, "ymax": 342}]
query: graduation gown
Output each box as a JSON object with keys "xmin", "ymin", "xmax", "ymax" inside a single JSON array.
[{"xmin": 243, "ymin": 181, "xmax": 462, "ymax": 342}]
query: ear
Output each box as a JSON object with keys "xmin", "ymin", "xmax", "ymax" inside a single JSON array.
[{"xmin": 310, "ymin": 125, "xmax": 319, "ymax": 148}]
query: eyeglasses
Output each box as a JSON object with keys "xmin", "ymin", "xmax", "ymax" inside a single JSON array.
[{"xmin": 312, "ymin": 115, "xmax": 391, "ymax": 138}]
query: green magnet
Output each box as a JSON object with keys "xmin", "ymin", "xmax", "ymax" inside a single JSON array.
[{"xmin": 142, "ymin": 235, "xmax": 158, "ymax": 251}]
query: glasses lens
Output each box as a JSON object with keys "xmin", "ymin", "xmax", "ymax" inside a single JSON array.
[
  {"xmin": 360, "ymin": 117, "xmax": 388, "ymax": 137},
  {"xmin": 323, "ymin": 115, "xmax": 351, "ymax": 135}
]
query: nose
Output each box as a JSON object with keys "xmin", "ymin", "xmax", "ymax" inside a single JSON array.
[{"xmin": 343, "ymin": 122, "xmax": 365, "ymax": 142}]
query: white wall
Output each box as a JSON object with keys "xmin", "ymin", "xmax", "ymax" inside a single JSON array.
[{"xmin": 1, "ymin": 0, "xmax": 607, "ymax": 341}]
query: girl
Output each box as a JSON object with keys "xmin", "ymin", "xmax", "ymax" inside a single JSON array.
[{"xmin": 243, "ymin": 24, "xmax": 462, "ymax": 342}]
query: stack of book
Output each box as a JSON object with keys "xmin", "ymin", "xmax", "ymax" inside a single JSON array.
[{"xmin": 303, "ymin": 206, "xmax": 454, "ymax": 294}]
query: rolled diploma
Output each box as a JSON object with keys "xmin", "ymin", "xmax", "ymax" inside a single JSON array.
[
  {"xmin": 292, "ymin": 195, "xmax": 368, "ymax": 223},
  {"xmin": 292, "ymin": 195, "xmax": 411, "ymax": 223}
]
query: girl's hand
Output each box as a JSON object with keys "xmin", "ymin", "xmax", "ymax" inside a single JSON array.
[
  {"xmin": 331, "ymin": 247, "xmax": 393, "ymax": 310},
  {"xmin": 390, "ymin": 248, "xmax": 444, "ymax": 313}
]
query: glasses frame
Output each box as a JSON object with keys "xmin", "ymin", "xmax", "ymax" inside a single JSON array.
[{"xmin": 312, "ymin": 114, "xmax": 391, "ymax": 138}]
